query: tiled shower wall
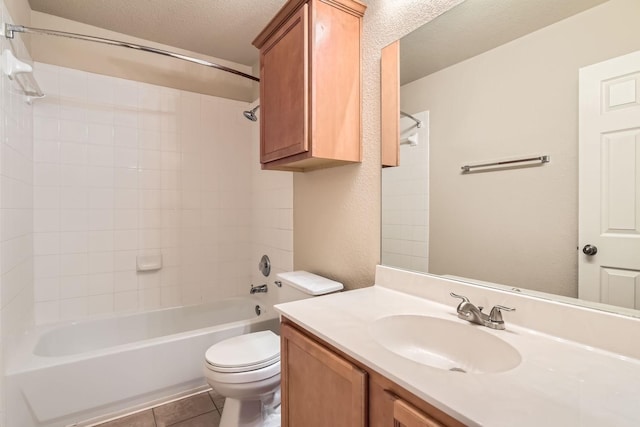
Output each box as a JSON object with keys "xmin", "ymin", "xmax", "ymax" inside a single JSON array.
[
  {"xmin": 31, "ymin": 63, "xmax": 271, "ymax": 324},
  {"xmin": 1, "ymin": 1, "xmax": 35, "ymax": 424},
  {"xmin": 250, "ymin": 120, "xmax": 293, "ymax": 306},
  {"xmin": 381, "ymin": 112, "xmax": 429, "ymax": 273}
]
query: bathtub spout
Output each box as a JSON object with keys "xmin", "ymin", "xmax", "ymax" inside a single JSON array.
[{"xmin": 250, "ymin": 284, "xmax": 268, "ymax": 294}]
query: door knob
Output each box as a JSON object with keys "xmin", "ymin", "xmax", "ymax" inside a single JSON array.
[{"xmin": 582, "ymin": 244, "xmax": 598, "ymax": 256}]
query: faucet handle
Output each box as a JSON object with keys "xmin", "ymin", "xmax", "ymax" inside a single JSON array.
[
  {"xmin": 489, "ymin": 305, "xmax": 515, "ymax": 323},
  {"xmin": 450, "ymin": 292, "xmax": 470, "ymax": 303}
]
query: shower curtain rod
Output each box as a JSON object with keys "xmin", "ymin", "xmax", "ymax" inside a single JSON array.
[{"xmin": 4, "ymin": 24, "xmax": 260, "ymax": 82}]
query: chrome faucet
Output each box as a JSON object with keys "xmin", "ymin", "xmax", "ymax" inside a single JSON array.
[
  {"xmin": 250, "ymin": 284, "xmax": 268, "ymax": 294},
  {"xmin": 450, "ymin": 293, "xmax": 515, "ymax": 330}
]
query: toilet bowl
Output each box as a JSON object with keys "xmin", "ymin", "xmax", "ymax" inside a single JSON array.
[
  {"xmin": 204, "ymin": 271, "xmax": 344, "ymax": 426},
  {"xmin": 204, "ymin": 331, "xmax": 281, "ymax": 427}
]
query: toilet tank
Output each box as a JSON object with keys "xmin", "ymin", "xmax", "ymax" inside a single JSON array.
[{"xmin": 275, "ymin": 271, "xmax": 343, "ymax": 304}]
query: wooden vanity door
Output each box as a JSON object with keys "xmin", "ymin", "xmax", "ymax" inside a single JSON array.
[
  {"xmin": 280, "ymin": 323, "xmax": 367, "ymax": 427},
  {"xmin": 393, "ymin": 398, "xmax": 446, "ymax": 427}
]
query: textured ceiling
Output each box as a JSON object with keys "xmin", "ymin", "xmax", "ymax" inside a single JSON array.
[
  {"xmin": 400, "ymin": 0, "xmax": 609, "ymax": 84},
  {"xmin": 27, "ymin": 0, "xmax": 287, "ymax": 66}
]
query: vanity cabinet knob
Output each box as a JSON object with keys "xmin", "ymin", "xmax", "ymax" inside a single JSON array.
[{"xmin": 582, "ymin": 244, "xmax": 598, "ymax": 256}]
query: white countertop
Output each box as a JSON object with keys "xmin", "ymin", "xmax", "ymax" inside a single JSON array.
[{"xmin": 275, "ymin": 286, "xmax": 640, "ymax": 427}]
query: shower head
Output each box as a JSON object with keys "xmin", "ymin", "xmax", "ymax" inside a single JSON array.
[{"xmin": 243, "ymin": 105, "xmax": 260, "ymax": 121}]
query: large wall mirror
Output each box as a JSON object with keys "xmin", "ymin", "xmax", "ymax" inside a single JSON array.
[{"xmin": 381, "ymin": 0, "xmax": 640, "ymax": 316}]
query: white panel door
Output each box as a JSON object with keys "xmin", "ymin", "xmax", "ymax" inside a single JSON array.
[{"xmin": 579, "ymin": 50, "xmax": 640, "ymax": 309}]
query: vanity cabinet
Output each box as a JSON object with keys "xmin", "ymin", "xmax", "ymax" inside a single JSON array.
[
  {"xmin": 280, "ymin": 319, "xmax": 465, "ymax": 427},
  {"xmin": 252, "ymin": 0, "xmax": 366, "ymax": 172},
  {"xmin": 280, "ymin": 322, "xmax": 367, "ymax": 426}
]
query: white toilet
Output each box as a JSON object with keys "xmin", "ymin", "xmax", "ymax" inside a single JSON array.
[{"xmin": 203, "ymin": 271, "xmax": 343, "ymax": 427}]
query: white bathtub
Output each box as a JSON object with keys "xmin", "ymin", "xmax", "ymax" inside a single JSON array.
[{"xmin": 6, "ymin": 297, "xmax": 279, "ymax": 427}]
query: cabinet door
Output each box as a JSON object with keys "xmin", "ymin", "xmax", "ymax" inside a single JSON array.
[
  {"xmin": 393, "ymin": 398, "xmax": 446, "ymax": 427},
  {"xmin": 281, "ymin": 323, "xmax": 367, "ymax": 427},
  {"xmin": 381, "ymin": 40, "xmax": 400, "ymax": 167},
  {"xmin": 259, "ymin": 4, "xmax": 309, "ymax": 164}
]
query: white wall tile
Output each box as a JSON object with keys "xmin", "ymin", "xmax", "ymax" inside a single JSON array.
[
  {"xmin": 33, "ymin": 139, "xmax": 60, "ymax": 163},
  {"xmin": 60, "ymin": 231, "xmax": 88, "ymax": 254},
  {"xmin": 87, "ymin": 167, "xmax": 114, "ymax": 188},
  {"xmin": 34, "ymin": 233, "xmax": 60, "ymax": 255},
  {"xmin": 114, "ymin": 291, "xmax": 138, "ymax": 312},
  {"xmin": 35, "ymin": 301, "xmax": 60, "ymax": 324},
  {"xmin": 88, "ymin": 145, "xmax": 114, "ymax": 167},
  {"xmin": 114, "ymin": 250, "xmax": 137, "ymax": 271},
  {"xmin": 60, "ymin": 253, "xmax": 88, "ymax": 276},
  {"xmin": 87, "ymin": 73, "xmax": 115, "ymax": 106},
  {"xmin": 34, "ymin": 255, "xmax": 60, "ymax": 279},
  {"xmin": 114, "ymin": 270, "xmax": 138, "ymax": 292},
  {"xmin": 59, "ymin": 121, "xmax": 88, "ymax": 143},
  {"xmin": 88, "ymin": 123, "xmax": 114, "ymax": 146},
  {"xmin": 88, "ymin": 252, "xmax": 114, "ymax": 274},
  {"xmin": 60, "ymin": 187, "xmax": 88, "ymax": 209},
  {"xmin": 30, "ymin": 64, "xmax": 285, "ymax": 325},
  {"xmin": 60, "ymin": 209, "xmax": 88, "ymax": 231},
  {"xmin": 115, "ymin": 189, "xmax": 139, "ymax": 209},
  {"xmin": 60, "ymin": 164, "xmax": 87, "ymax": 187},
  {"xmin": 34, "ymin": 116, "xmax": 59, "ymax": 140},
  {"xmin": 139, "ymin": 130, "xmax": 161, "ymax": 150},
  {"xmin": 34, "ymin": 277, "xmax": 60, "ymax": 302},
  {"xmin": 114, "ymin": 230, "xmax": 138, "ymax": 251},
  {"xmin": 88, "ymin": 294, "xmax": 114, "ymax": 316},
  {"xmin": 34, "ymin": 209, "xmax": 60, "ymax": 232},
  {"xmin": 115, "ymin": 168, "xmax": 138, "ymax": 189},
  {"xmin": 114, "ymin": 126, "xmax": 138, "ymax": 149},
  {"xmin": 138, "ymin": 288, "xmax": 160, "ymax": 310},
  {"xmin": 34, "ymin": 163, "xmax": 60, "ymax": 186},
  {"xmin": 88, "ymin": 231, "xmax": 114, "ymax": 252},
  {"xmin": 59, "ymin": 297, "xmax": 88, "ymax": 321},
  {"xmin": 114, "ymin": 148, "xmax": 138, "ymax": 168},
  {"xmin": 88, "ymin": 189, "xmax": 114, "ymax": 209},
  {"xmin": 114, "ymin": 209, "xmax": 138, "ymax": 230},
  {"xmin": 59, "ymin": 275, "xmax": 87, "ymax": 299},
  {"xmin": 88, "ymin": 272, "xmax": 114, "ymax": 295}
]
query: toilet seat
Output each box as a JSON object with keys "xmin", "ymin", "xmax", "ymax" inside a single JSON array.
[
  {"xmin": 205, "ymin": 360, "xmax": 281, "ymax": 384},
  {"xmin": 204, "ymin": 331, "xmax": 281, "ymax": 384}
]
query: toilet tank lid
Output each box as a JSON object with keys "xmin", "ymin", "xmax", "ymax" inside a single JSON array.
[{"xmin": 276, "ymin": 271, "xmax": 343, "ymax": 296}]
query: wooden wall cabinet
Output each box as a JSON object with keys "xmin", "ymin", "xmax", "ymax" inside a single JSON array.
[
  {"xmin": 252, "ymin": 0, "xmax": 366, "ymax": 172},
  {"xmin": 281, "ymin": 319, "xmax": 466, "ymax": 427}
]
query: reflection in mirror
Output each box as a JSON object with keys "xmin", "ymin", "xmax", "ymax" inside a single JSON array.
[{"xmin": 381, "ymin": 0, "xmax": 640, "ymax": 316}]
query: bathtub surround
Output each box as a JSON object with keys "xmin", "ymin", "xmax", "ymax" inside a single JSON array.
[
  {"xmin": 0, "ymin": 2, "xmax": 35, "ymax": 425},
  {"xmin": 31, "ymin": 63, "xmax": 292, "ymax": 324}
]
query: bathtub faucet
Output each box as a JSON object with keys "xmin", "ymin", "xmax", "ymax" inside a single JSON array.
[{"xmin": 250, "ymin": 284, "xmax": 268, "ymax": 294}]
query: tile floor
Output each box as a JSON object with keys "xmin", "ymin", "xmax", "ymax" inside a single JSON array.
[{"xmin": 96, "ymin": 389, "xmax": 225, "ymax": 427}]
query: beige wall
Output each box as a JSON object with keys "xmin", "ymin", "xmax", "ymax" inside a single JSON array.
[
  {"xmin": 4, "ymin": 0, "xmax": 29, "ymax": 26},
  {"xmin": 400, "ymin": 0, "xmax": 640, "ymax": 297},
  {"xmin": 30, "ymin": 11, "xmax": 255, "ymax": 102},
  {"xmin": 293, "ymin": 0, "xmax": 463, "ymax": 289}
]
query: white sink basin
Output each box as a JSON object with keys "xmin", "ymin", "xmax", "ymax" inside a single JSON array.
[{"xmin": 370, "ymin": 315, "xmax": 521, "ymax": 374}]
